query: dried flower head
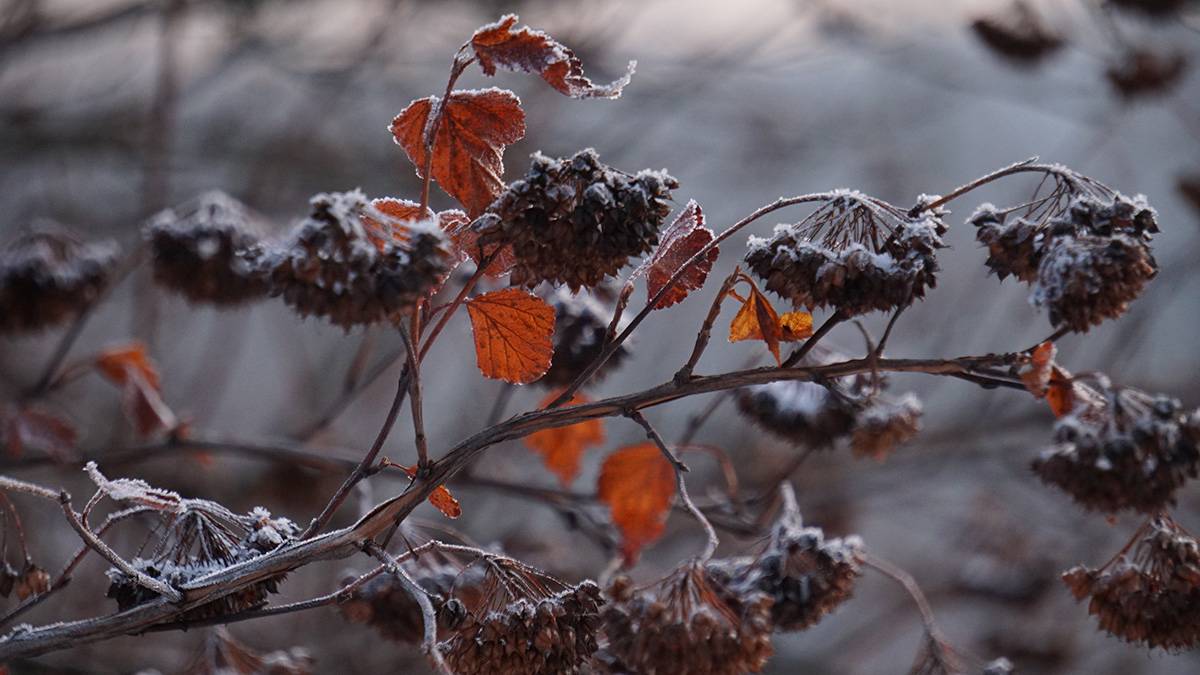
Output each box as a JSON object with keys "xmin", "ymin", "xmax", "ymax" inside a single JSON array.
[
  {"xmin": 1062, "ymin": 515, "xmax": 1200, "ymax": 650},
  {"xmin": 597, "ymin": 564, "xmax": 773, "ymax": 675},
  {"xmin": 970, "ymin": 185, "xmax": 1159, "ymax": 332},
  {"xmin": 145, "ymin": 191, "xmax": 270, "ymax": 306},
  {"xmin": 177, "ymin": 627, "xmax": 313, "ymax": 675},
  {"xmin": 339, "ymin": 557, "xmax": 476, "ymax": 644},
  {"xmin": 744, "ymin": 191, "xmax": 945, "ymax": 318},
  {"xmin": 475, "ymin": 149, "xmax": 678, "ymax": 290},
  {"xmin": 540, "ymin": 287, "xmax": 630, "ymax": 388},
  {"xmin": 262, "ymin": 190, "xmax": 452, "ymax": 328},
  {"xmin": 1032, "ymin": 380, "xmax": 1200, "ymax": 513},
  {"xmin": 971, "ymin": 1, "xmax": 1064, "ymax": 66},
  {"xmin": 0, "ymin": 224, "xmax": 119, "ymax": 334},
  {"xmin": 851, "ymin": 393, "xmax": 923, "ymax": 461},
  {"xmin": 439, "ymin": 556, "xmax": 603, "ymax": 675},
  {"xmin": 712, "ymin": 492, "xmax": 863, "ymax": 632},
  {"xmin": 1106, "ymin": 49, "xmax": 1188, "ymax": 99}
]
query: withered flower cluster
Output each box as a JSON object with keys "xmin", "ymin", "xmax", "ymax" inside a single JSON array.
[
  {"xmin": 540, "ymin": 287, "xmax": 630, "ymax": 388},
  {"xmin": 438, "ymin": 558, "xmax": 603, "ymax": 675},
  {"xmin": 261, "ymin": 191, "xmax": 452, "ymax": 328},
  {"xmin": 972, "ymin": 191, "xmax": 1158, "ymax": 332},
  {"xmin": 1106, "ymin": 49, "xmax": 1189, "ymax": 99},
  {"xmin": 596, "ymin": 566, "xmax": 774, "ymax": 675},
  {"xmin": 107, "ymin": 504, "xmax": 298, "ymax": 620},
  {"xmin": 711, "ymin": 501, "xmax": 864, "ymax": 632},
  {"xmin": 971, "ymin": 1, "xmax": 1064, "ymax": 66},
  {"xmin": 744, "ymin": 192, "xmax": 945, "ymax": 318},
  {"xmin": 736, "ymin": 348, "xmax": 922, "ymax": 460},
  {"xmin": 145, "ymin": 191, "xmax": 270, "ymax": 306},
  {"xmin": 475, "ymin": 149, "xmax": 678, "ymax": 290},
  {"xmin": 1062, "ymin": 515, "xmax": 1200, "ymax": 650},
  {"xmin": 1032, "ymin": 381, "xmax": 1200, "ymax": 513},
  {"xmin": 339, "ymin": 557, "xmax": 471, "ymax": 644},
  {"xmin": 0, "ymin": 226, "xmax": 119, "ymax": 334}
]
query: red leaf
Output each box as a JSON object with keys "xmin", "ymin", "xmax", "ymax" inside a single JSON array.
[
  {"xmin": 634, "ymin": 200, "xmax": 718, "ymax": 310},
  {"xmin": 465, "ymin": 288, "xmax": 555, "ymax": 384},
  {"xmin": 398, "ymin": 464, "xmax": 462, "ymax": 519},
  {"xmin": 93, "ymin": 342, "xmax": 176, "ymax": 437},
  {"xmin": 470, "ymin": 15, "xmax": 635, "ymax": 99},
  {"xmin": 597, "ymin": 443, "xmax": 676, "ymax": 565},
  {"xmin": 3, "ymin": 407, "xmax": 77, "ymax": 461},
  {"xmin": 390, "ymin": 88, "xmax": 526, "ymax": 217},
  {"xmin": 1020, "ymin": 341, "xmax": 1057, "ymax": 398},
  {"xmin": 95, "ymin": 342, "xmax": 160, "ymax": 390},
  {"xmin": 524, "ymin": 390, "xmax": 605, "ymax": 486}
]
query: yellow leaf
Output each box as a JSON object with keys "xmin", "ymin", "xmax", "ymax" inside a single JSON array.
[{"xmin": 597, "ymin": 443, "xmax": 676, "ymax": 565}]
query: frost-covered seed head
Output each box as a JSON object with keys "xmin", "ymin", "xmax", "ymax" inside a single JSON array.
[{"xmin": 0, "ymin": 225, "xmax": 119, "ymax": 334}]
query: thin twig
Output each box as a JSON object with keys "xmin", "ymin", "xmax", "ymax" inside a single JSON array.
[
  {"xmin": 363, "ymin": 541, "xmax": 451, "ymax": 675},
  {"xmin": 59, "ymin": 494, "xmax": 181, "ymax": 602},
  {"xmin": 862, "ymin": 552, "xmax": 937, "ymax": 635},
  {"xmin": 675, "ymin": 270, "xmax": 738, "ymax": 383},
  {"xmin": 418, "ymin": 262, "xmax": 489, "ymax": 361},
  {"xmin": 627, "ymin": 411, "xmax": 719, "ymax": 561},
  {"xmin": 398, "ymin": 324, "xmax": 429, "ymax": 468},
  {"xmin": 782, "ymin": 310, "xmax": 844, "ymax": 368}
]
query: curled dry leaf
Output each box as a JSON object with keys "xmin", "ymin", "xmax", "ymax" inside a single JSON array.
[
  {"xmin": 397, "ymin": 464, "xmax": 461, "ymax": 519},
  {"xmin": 470, "ymin": 14, "xmax": 635, "ymax": 99},
  {"xmin": 366, "ymin": 198, "xmax": 471, "ymax": 264},
  {"xmin": 390, "ymin": 88, "xmax": 526, "ymax": 217},
  {"xmin": 94, "ymin": 342, "xmax": 177, "ymax": 436},
  {"xmin": 465, "ymin": 288, "xmax": 555, "ymax": 384},
  {"xmin": 597, "ymin": 442, "xmax": 676, "ymax": 565},
  {"xmin": 1020, "ymin": 341, "xmax": 1057, "ymax": 397},
  {"xmin": 728, "ymin": 283, "xmax": 813, "ymax": 365},
  {"xmin": 633, "ymin": 200, "xmax": 718, "ymax": 310},
  {"xmin": 3, "ymin": 406, "xmax": 77, "ymax": 461},
  {"xmin": 524, "ymin": 390, "xmax": 605, "ymax": 486}
]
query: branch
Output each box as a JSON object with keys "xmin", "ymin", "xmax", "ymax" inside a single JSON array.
[{"xmin": 363, "ymin": 541, "xmax": 451, "ymax": 675}]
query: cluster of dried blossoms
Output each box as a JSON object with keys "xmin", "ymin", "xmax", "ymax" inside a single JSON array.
[
  {"xmin": 1062, "ymin": 515, "xmax": 1200, "ymax": 650},
  {"xmin": 1032, "ymin": 379, "xmax": 1200, "ymax": 513},
  {"xmin": 540, "ymin": 287, "xmax": 630, "ymax": 387},
  {"xmin": 145, "ymin": 191, "xmax": 270, "ymax": 306},
  {"xmin": 339, "ymin": 556, "xmax": 472, "ymax": 644},
  {"xmin": 474, "ymin": 149, "xmax": 678, "ymax": 290},
  {"xmin": 736, "ymin": 348, "xmax": 922, "ymax": 460},
  {"xmin": 437, "ymin": 557, "xmax": 603, "ymax": 675},
  {"xmin": 972, "ymin": 189, "xmax": 1159, "ymax": 332},
  {"xmin": 970, "ymin": 1, "xmax": 1063, "ymax": 66},
  {"xmin": 744, "ymin": 191, "xmax": 945, "ymax": 318},
  {"xmin": 0, "ymin": 226, "xmax": 119, "ymax": 334}
]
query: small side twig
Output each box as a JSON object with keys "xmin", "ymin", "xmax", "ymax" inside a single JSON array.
[
  {"xmin": 862, "ymin": 552, "xmax": 938, "ymax": 636},
  {"xmin": 675, "ymin": 270, "xmax": 738, "ymax": 383},
  {"xmin": 627, "ymin": 410, "xmax": 719, "ymax": 561},
  {"xmin": 782, "ymin": 310, "xmax": 845, "ymax": 368},
  {"xmin": 363, "ymin": 540, "xmax": 451, "ymax": 675},
  {"xmin": 398, "ymin": 324, "xmax": 429, "ymax": 468}
]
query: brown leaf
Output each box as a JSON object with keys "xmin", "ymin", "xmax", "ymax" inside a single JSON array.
[
  {"xmin": 466, "ymin": 288, "xmax": 555, "ymax": 384},
  {"xmin": 398, "ymin": 464, "xmax": 461, "ymax": 519},
  {"xmin": 14, "ymin": 563, "xmax": 49, "ymax": 601},
  {"xmin": 445, "ymin": 216, "xmax": 515, "ymax": 276},
  {"xmin": 1020, "ymin": 341, "xmax": 1057, "ymax": 398},
  {"xmin": 633, "ymin": 200, "xmax": 718, "ymax": 310},
  {"xmin": 4, "ymin": 407, "xmax": 77, "ymax": 461},
  {"xmin": 1046, "ymin": 366, "xmax": 1075, "ymax": 418},
  {"xmin": 470, "ymin": 14, "xmax": 635, "ymax": 99},
  {"xmin": 524, "ymin": 390, "xmax": 605, "ymax": 486},
  {"xmin": 95, "ymin": 342, "xmax": 160, "ymax": 390},
  {"xmin": 390, "ymin": 88, "xmax": 526, "ymax": 217},
  {"xmin": 597, "ymin": 442, "xmax": 676, "ymax": 565},
  {"xmin": 728, "ymin": 284, "xmax": 813, "ymax": 365}
]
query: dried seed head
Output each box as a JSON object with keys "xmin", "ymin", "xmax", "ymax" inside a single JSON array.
[
  {"xmin": 1106, "ymin": 49, "xmax": 1188, "ymax": 99},
  {"xmin": 476, "ymin": 149, "xmax": 678, "ymax": 290},
  {"xmin": 745, "ymin": 192, "xmax": 944, "ymax": 318},
  {"xmin": 0, "ymin": 225, "xmax": 119, "ymax": 334},
  {"xmin": 106, "ymin": 502, "xmax": 298, "ymax": 621},
  {"xmin": 439, "ymin": 557, "xmax": 603, "ymax": 675},
  {"xmin": 597, "ymin": 564, "xmax": 773, "ymax": 674},
  {"xmin": 145, "ymin": 191, "xmax": 270, "ymax": 306},
  {"xmin": 970, "ymin": 203, "xmax": 1043, "ymax": 282},
  {"xmin": 262, "ymin": 190, "xmax": 452, "ymax": 328},
  {"xmin": 1033, "ymin": 381, "xmax": 1200, "ymax": 513},
  {"xmin": 339, "ymin": 558, "xmax": 473, "ymax": 644},
  {"xmin": 1032, "ymin": 232, "xmax": 1156, "ymax": 332},
  {"xmin": 851, "ymin": 393, "xmax": 923, "ymax": 461},
  {"xmin": 712, "ymin": 503, "xmax": 863, "ymax": 632},
  {"xmin": 540, "ymin": 287, "xmax": 630, "ymax": 388},
  {"xmin": 971, "ymin": 1, "xmax": 1064, "ymax": 66},
  {"xmin": 1062, "ymin": 515, "xmax": 1200, "ymax": 650}
]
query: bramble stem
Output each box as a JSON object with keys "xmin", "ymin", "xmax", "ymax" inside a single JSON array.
[{"xmin": 364, "ymin": 541, "xmax": 451, "ymax": 675}]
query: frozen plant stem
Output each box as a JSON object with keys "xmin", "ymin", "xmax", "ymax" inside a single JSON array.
[
  {"xmin": 675, "ymin": 271, "xmax": 740, "ymax": 383},
  {"xmin": 628, "ymin": 410, "xmax": 720, "ymax": 561},
  {"xmin": 783, "ymin": 310, "xmax": 845, "ymax": 368},
  {"xmin": 363, "ymin": 540, "xmax": 452, "ymax": 675},
  {"xmin": 862, "ymin": 553, "xmax": 938, "ymax": 636},
  {"xmin": 398, "ymin": 324, "xmax": 429, "ymax": 468}
]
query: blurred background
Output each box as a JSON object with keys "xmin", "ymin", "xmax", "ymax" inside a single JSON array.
[{"xmin": 1, "ymin": 0, "xmax": 1199, "ymax": 672}]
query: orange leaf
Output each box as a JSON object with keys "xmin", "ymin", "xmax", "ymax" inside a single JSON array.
[
  {"xmin": 470, "ymin": 15, "xmax": 635, "ymax": 99},
  {"xmin": 634, "ymin": 200, "xmax": 718, "ymax": 310},
  {"xmin": 728, "ymin": 284, "xmax": 812, "ymax": 365},
  {"xmin": 4, "ymin": 407, "xmax": 77, "ymax": 461},
  {"xmin": 1046, "ymin": 366, "xmax": 1076, "ymax": 418},
  {"xmin": 366, "ymin": 198, "xmax": 471, "ymax": 263},
  {"xmin": 445, "ymin": 215, "xmax": 515, "ymax": 277},
  {"xmin": 95, "ymin": 342, "xmax": 160, "ymax": 390},
  {"xmin": 390, "ymin": 88, "xmax": 526, "ymax": 217},
  {"xmin": 597, "ymin": 442, "xmax": 676, "ymax": 565},
  {"xmin": 1020, "ymin": 341, "xmax": 1057, "ymax": 398},
  {"xmin": 524, "ymin": 390, "xmax": 605, "ymax": 486},
  {"xmin": 465, "ymin": 288, "xmax": 555, "ymax": 384},
  {"xmin": 398, "ymin": 464, "xmax": 461, "ymax": 519}
]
